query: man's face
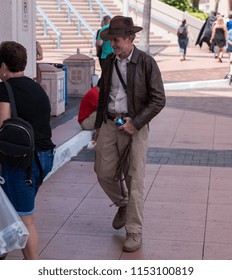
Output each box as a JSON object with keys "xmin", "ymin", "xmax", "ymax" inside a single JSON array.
[{"xmin": 110, "ymin": 36, "xmax": 133, "ymax": 59}]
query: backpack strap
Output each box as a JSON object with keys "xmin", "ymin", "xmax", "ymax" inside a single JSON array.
[
  {"xmin": 4, "ymin": 81, "xmax": 18, "ymax": 118},
  {"xmin": 25, "ymin": 151, "xmax": 44, "ymax": 186},
  {"xmin": 35, "ymin": 151, "xmax": 44, "ymax": 187}
]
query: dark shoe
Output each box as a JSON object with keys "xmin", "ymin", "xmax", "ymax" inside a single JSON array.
[
  {"xmin": 123, "ymin": 233, "xmax": 142, "ymax": 252},
  {"xmin": 229, "ymin": 77, "xmax": 232, "ymax": 85},
  {"xmin": 0, "ymin": 253, "xmax": 7, "ymax": 260},
  {"xmin": 112, "ymin": 206, "xmax": 127, "ymax": 230}
]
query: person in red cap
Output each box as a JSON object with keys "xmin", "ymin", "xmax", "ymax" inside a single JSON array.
[{"xmin": 93, "ymin": 15, "xmax": 166, "ymax": 252}]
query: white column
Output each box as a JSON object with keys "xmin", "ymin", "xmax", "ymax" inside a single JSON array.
[
  {"xmin": 123, "ymin": 0, "xmax": 128, "ymax": 16},
  {"xmin": 209, "ymin": 0, "xmax": 229, "ymax": 16},
  {"xmin": 0, "ymin": 0, "xmax": 36, "ymax": 78}
]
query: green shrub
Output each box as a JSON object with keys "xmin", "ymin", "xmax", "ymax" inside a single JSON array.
[
  {"xmin": 159, "ymin": 0, "xmax": 209, "ymax": 20},
  {"xmin": 188, "ymin": 12, "xmax": 209, "ymax": 20}
]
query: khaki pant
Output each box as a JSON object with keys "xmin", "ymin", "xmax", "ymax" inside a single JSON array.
[
  {"xmin": 80, "ymin": 111, "xmax": 96, "ymax": 130},
  {"xmin": 95, "ymin": 120, "xmax": 148, "ymax": 233}
]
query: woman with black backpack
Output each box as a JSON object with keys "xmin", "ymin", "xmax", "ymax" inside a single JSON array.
[
  {"xmin": 0, "ymin": 41, "xmax": 55, "ymax": 260},
  {"xmin": 177, "ymin": 19, "xmax": 192, "ymax": 61}
]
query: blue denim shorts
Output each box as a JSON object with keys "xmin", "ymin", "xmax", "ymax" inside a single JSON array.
[{"xmin": 2, "ymin": 149, "xmax": 54, "ymax": 216}]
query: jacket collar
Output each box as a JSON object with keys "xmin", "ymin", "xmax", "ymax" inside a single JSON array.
[{"xmin": 129, "ymin": 45, "xmax": 140, "ymax": 64}]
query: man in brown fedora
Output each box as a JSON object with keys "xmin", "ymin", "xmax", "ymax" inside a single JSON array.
[{"xmin": 94, "ymin": 15, "xmax": 166, "ymax": 252}]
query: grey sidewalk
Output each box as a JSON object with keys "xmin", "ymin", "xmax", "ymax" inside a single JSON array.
[{"xmin": 7, "ymin": 45, "xmax": 232, "ymax": 260}]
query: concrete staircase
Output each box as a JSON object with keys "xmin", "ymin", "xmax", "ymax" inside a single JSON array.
[{"xmin": 36, "ymin": 0, "xmax": 171, "ymax": 57}]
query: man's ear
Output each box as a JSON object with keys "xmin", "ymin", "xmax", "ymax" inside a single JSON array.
[{"xmin": 1, "ymin": 62, "xmax": 7, "ymax": 71}]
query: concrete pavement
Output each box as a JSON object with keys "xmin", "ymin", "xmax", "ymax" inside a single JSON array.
[{"xmin": 7, "ymin": 44, "xmax": 232, "ymax": 260}]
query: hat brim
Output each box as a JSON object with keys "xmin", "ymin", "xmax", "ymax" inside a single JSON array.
[{"xmin": 100, "ymin": 26, "xmax": 143, "ymax": 41}]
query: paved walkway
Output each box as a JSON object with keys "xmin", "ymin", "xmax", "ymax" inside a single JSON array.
[
  {"xmin": 7, "ymin": 44, "xmax": 232, "ymax": 260},
  {"xmin": 75, "ymin": 147, "xmax": 232, "ymax": 167}
]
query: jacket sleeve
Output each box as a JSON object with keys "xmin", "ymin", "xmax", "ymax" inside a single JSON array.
[
  {"xmin": 94, "ymin": 85, "xmax": 104, "ymax": 129},
  {"xmin": 94, "ymin": 54, "xmax": 115, "ymax": 129},
  {"xmin": 132, "ymin": 57, "xmax": 166, "ymax": 130},
  {"xmin": 94, "ymin": 66, "xmax": 107, "ymax": 129}
]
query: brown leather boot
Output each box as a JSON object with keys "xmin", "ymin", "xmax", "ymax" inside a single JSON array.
[{"xmin": 112, "ymin": 206, "xmax": 127, "ymax": 230}]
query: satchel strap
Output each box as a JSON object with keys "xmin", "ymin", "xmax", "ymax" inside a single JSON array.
[
  {"xmin": 25, "ymin": 151, "xmax": 44, "ymax": 186},
  {"xmin": 114, "ymin": 60, "xmax": 127, "ymax": 93},
  {"xmin": 4, "ymin": 81, "xmax": 18, "ymax": 118}
]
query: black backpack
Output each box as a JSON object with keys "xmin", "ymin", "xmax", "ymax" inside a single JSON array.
[
  {"xmin": 178, "ymin": 25, "xmax": 188, "ymax": 39},
  {"xmin": 0, "ymin": 82, "xmax": 42, "ymax": 184}
]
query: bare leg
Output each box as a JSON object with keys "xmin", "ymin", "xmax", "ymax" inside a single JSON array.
[
  {"xmin": 20, "ymin": 214, "xmax": 40, "ymax": 260},
  {"xmin": 218, "ymin": 47, "xmax": 223, "ymax": 62}
]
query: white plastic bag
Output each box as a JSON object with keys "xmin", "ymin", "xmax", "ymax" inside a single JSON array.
[
  {"xmin": 0, "ymin": 177, "xmax": 29, "ymax": 255},
  {"xmin": 87, "ymin": 140, "xmax": 96, "ymax": 150}
]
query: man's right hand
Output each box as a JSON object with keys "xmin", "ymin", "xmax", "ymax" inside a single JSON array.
[{"xmin": 93, "ymin": 128, "xmax": 100, "ymax": 142}]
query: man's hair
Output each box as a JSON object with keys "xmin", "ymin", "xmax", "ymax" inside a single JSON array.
[
  {"xmin": 123, "ymin": 34, "xmax": 136, "ymax": 42},
  {"xmin": 0, "ymin": 41, "xmax": 27, "ymax": 72}
]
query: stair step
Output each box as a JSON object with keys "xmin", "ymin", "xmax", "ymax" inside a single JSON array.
[{"xmin": 36, "ymin": 0, "xmax": 170, "ymax": 55}]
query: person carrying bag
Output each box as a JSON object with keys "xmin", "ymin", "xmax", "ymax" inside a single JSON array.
[{"xmin": 0, "ymin": 41, "xmax": 55, "ymax": 260}]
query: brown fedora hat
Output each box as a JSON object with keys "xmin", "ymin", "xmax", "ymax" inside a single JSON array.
[{"xmin": 100, "ymin": 15, "xmax": 143, "ymax": 40}]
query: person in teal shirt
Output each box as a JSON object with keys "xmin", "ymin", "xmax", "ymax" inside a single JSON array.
[{"xmin": 96, "ymin": 15, "xmax": 114, "ymax": 68}]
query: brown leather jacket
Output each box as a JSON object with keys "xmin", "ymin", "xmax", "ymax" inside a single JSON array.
[{"xmin": 95, "ymin": 46, "xmax": 166, "ymax": 130}]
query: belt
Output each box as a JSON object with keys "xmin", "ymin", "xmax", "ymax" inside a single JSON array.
[{"xmin": 107, "ymin": 112, "xmax": 128, "ymax": 121}]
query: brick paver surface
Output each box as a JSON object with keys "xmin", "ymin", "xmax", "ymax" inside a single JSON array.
[
  {"xmin": 72, "ymin": 147, "xmax": 232, "ymax": 167},
  {"xmin": 162, "ymin": 68, "xmax": 228, "ymax": 83}
]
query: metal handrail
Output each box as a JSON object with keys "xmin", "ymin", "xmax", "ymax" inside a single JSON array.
[
  {"xmin": 35, "ymin": 4, "xmax": 61, "ymax": 49},
  {"xmin": 89, "ymin": 0, "xmax": 113, "ymax": 20},
  {"xmin": 58, "ymin": 0, "xmax": 96, "ymax": 46}
]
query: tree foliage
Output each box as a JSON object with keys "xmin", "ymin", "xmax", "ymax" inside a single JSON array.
[
  {"xmin": 159, "ymin": 0, "xmax": 208, "ymax": 19},
  {"xmin": 191, "ymin": 0, "xmax": 200, "ymax": 9},
  {"xmin": 159, "ymin": 0, "xmax": 190, "ymax": 11}
]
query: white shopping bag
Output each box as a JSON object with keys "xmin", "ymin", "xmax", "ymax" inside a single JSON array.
[
  {"xmin": 87, "ymin": 140, "xmax": 96, "ymax": 150},
  {"xmin": 0, "ymin": 177, "xmax": 29, "ymax": 255}
]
